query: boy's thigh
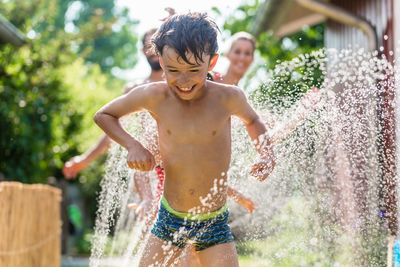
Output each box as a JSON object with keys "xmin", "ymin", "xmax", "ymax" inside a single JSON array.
[
  {"xmin": 196, "ymin": 241, "xmax": 239, "ymax": 267},
  {"xmin": 139, "ymin": 233, "xmax": 184, "ymax": 267}
]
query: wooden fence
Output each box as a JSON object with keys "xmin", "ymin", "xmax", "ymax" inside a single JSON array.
[{"xmin": 0, "ymin": 182, "xmax": 62, "ymax": 267}]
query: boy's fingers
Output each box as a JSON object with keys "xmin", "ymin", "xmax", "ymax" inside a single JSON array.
[
  {"xmin": 137, "ymin": 162, "xmax": 145, "ymax": 171},
  {"xmin": 149, "ymin": 157, "xmax": 156, "ymax": 170},
  {"xmin": 127, "ymin": 161, "xmax": 134, "ymax": 169},
  {"xmin": 140, "ymin": 161, "xmax": 151, "ymax": 171},
  {"xmin": 128, "ymin": 161, "xmax": 140, "ymax": 170}
]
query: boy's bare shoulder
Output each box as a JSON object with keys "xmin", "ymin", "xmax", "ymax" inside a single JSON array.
[
  {"xmin": 123, "ymin": 80, "xmax": 142, "ymax": 94},
  {"xmin": 125, "ymin": 81, "xmax": 169, "ymax": 108},
  {"xmin": 127, "ymin": 81, "xmax": 168, "ymax": 95},
  {"xmin": 143, "ymin": 81, "xmax": 169, "ymax": 93},
  {"xmin": 207, "ymin": 81, "xmax": 245, "ymax": 102}
]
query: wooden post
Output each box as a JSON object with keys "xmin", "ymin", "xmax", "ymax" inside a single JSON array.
[{"xmin": 0, "ymin": 182, "xmax": 62, "ymax": 267}]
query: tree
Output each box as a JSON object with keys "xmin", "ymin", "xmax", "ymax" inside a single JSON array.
[
  {"xmin": 61, "ymin": 0, "xmax": 139, "ymax": 73},
  {"xmin": 0, "ymin": 0, "xmax": 121, "ymax": 183},
  {"xmin": 40, "ymin": 0, "xmax": 139, "ymax": 73}
]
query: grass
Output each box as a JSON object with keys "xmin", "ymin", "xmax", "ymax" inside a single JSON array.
[{"xmin": 235, "ymin": 196, "xmax": 387, "ymax": 266}]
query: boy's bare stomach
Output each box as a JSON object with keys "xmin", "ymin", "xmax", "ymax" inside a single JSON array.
[{"xmin": 161, "ymin": 148, "xmax": 231, "ymax": 213}]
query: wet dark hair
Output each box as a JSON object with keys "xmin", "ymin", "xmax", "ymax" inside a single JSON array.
[{"xmin": 152, "ymin": 12, "xmax": 219, "ymax": 65}]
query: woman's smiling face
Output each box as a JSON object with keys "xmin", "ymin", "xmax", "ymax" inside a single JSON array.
[{"xmin": 226, "ymin": 39, "xmax": 254, "ymax": 76}]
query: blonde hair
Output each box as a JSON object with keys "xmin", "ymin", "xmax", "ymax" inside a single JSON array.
[{"xmin": 229, "ymin": 31, "xmax": 256, "ymax": 52}]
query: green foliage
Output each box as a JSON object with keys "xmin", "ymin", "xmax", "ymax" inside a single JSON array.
[
  {"xmin": 0, "ymin": 0, "xmax": 78, "ymax": 182},
  {"xmin": 220, "ymin": 0, "xmax": 260, "ymax": 34},
  {"xmin": 54, "ymin": 0, "xmax": 139, "ymax": 73},
  {"xmin": 251, "ymin": 50, "xmax": 327, "ymax": 114},
  {"xmin": 0, "ymin": 0, "xmax": 122, "ymax": 185},
  {"xmin": 59, "ymin": 59, "xmax": 120, "ymax": 224},
  {"xmin": 237, "ymin": 196, "xmax": 386, "ymax": 266},
  {"xmin": 74, "ymin": 229, "xmax": 94, "ymax": 255},
  {"xmin": 0, "ymin": 0, "xmax": 136, "ymax": 255},
  {"xmin": 59, "ymin": 58, "xmax": 121, "ymax": 153},
  {"xmin": 2, "ymin": 0, "xmax": 139, "ymax": 74},
  {"xmin": 257, "ymin": 24, "xmax": 325, "ymax": 70}
]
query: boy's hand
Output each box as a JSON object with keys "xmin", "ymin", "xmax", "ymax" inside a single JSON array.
[
  {"xmin": 126, "ymin": 142, "xmax": 155, "ymax": 171},
  {"xmin": 250, "ymin": 157, "xmax": 275, "ymax": 182},
  {"xmin": 62, "ymin": 156, "xmax": 87, "ymax": 179}
]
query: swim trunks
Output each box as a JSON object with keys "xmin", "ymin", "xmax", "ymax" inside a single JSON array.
[{"xmin": 151, "ymin": 195, "xmax": 234, "ymax": 251}]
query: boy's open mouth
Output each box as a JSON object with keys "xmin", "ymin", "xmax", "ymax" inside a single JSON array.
[{"xmin": 176, "ymin": 85, "xmax": 195, "ymax": 94}]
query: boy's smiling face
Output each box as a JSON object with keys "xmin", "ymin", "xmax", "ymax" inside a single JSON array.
[{"xmin": 160, "ymin": 46, "xmax": 218, "ymax": 101}]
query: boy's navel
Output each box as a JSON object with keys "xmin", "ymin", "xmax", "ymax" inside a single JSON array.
[
  {"xmin": 167, "ymin": 129, "xmax": 171, "ymax": 135},
  {"xmin": 212, "ymin": 130, "xmax": 217, "ymax": 136},
  {"xmin": 188, "ymin": 189, "xmax": 195, "ymax": 195}
]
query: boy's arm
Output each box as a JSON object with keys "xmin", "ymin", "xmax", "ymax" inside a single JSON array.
[
  {"xmin": 228, "ymin": 87, "xmax": 276, "ymax": 181},
  {"xmin": 94, "ymin": 84, "xmax": 156, "ymax": 171},
  {"xmin": 63, "ymin": 134, "xmax": 111, "ymax": 179}
]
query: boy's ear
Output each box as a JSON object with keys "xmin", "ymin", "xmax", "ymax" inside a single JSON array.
[
  {"xmin": 159, "ymin": 58, "xmax": 164, "ymax": 70},
  {"xmin": 208, "ymin": 54, "xmax": 219, "ymax": 71}
]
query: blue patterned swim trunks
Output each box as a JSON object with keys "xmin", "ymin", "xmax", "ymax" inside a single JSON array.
[{"xmin": 151, "ymin": 195, "xmax": 234, "ymax": 251}]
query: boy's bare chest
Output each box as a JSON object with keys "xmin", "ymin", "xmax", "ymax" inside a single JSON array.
[{"xmin": 155, "ymin": 101, "xmax": 230, "ymax": 143}]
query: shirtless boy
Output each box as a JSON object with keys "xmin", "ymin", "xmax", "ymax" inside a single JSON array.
[{"xmin": 94, "ymin": 13, "xmax": 275, "ymax": 267}]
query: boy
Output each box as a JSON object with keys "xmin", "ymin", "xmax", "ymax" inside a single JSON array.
[{"xmin": 94, "ymin": 12, "xmax": 275, "ymax": 267}]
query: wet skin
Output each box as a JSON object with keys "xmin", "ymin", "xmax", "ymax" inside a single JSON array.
[{"xmin": 94, "ymin": 46, "xmax": 274, "ymax": 213}]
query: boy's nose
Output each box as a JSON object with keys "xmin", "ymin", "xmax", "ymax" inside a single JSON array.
[{"xmin": 178, "ymin": 73, "xmax": 190, "ymax": 84}]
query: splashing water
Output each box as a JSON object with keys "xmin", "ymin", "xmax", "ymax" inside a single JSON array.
[{"xmin": 89, "ymin": 47, "xmax": 399, "ymax": 266}]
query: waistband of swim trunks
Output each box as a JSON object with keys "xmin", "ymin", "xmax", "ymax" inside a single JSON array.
[{"xmin": 161, "ymin": 195, "xmax": 227, "ymax": 221}]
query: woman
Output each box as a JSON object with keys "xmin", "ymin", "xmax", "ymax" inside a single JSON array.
[{"xmin": 210, "ymin": 31, "xmax": 256, "ymax": 86}]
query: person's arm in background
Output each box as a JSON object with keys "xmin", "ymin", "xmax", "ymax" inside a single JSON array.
[
  {"xmin": 269, "ymin": 88, "xmax": 322, "ymax": 144},
  {"xmin": 227, "ymin": 186, "xmax": 256, "ymax": 214},
  {"xmin": 62, "ymin": 81, "xmax": 143, "ymax": 180},
  {"xmin": 128, "ymin": 171, "xmax": 154, "ymax": 221},
  {"xmin": 63, "ymin": 135, "xmax": 111, "ymax": 179}
]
